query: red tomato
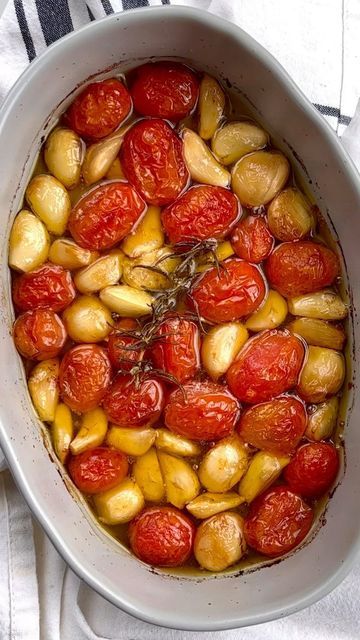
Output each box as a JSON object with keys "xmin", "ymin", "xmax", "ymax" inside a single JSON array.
[
  {"xmin": 12, "ymin": 264, "xmax": 75, "ymax": 313},
  {"xmin": 130, "ymin": 62, "xmax": 199, "ymax": 121},
  {"xmin": 151, "ymin": 315, "xmax": 200, "ymax": 383},
  {"xmin": 129, "ymin": 506, "xmax": 195, "ymax": 567},
  {"xmin": 238, "ymin": 396, "xmax": 307, "ymax": 454},
  {"xmin": 164, "ymin": 380, "xmax": 240, "ymax": 441},
  {"xmin": 108, "ymin": 319, "xmax": 143, "ymax": 371},
  {"xmin": 65, "ymin": 78, "xmax": 132, "ymax": 140},
  {"xmin": 265, "ymin": 241, "xmax": 340, "ymax": 297},
  {"xmin": 190, "ymin": 258, "xmax": 266, "ymax": 323},
  {"xmin": 68, "ymin": 181, "xmax": 145, "ymax": 250},
  {"xmin": 68, "ymin": 447, "xmax": 128, "ymax": 494},
  {"xmin": 231, "ymin": 215, "xmax": 274, "ymax": 263},
  {"xmin": 284, "ymin": 442, "xmax": 339, "ymax": 498},
  {"xmin": 103, "ymin": 374, "xmax": 165, "ymax": 427},
  {"xmin": 59, "ymin": 344, "xmax": 111, "ymax": 413},
  {"xmin": 161, "ymin": 185, "xmax": 241, "ymax": 243},
  {"xmin": 227, "ymin": 330, "xmax": 305, "ymax": 404},
  {"xmin": 13, "ymin": 309, "xmax": 66, "ymax": 360},
  {"xmin": 244, "ymin": 486, "xmax": 313, "ymax": 557},
  {"xmin": 120, "ymin": 119, "xmax": 189, "ymax": 206}
]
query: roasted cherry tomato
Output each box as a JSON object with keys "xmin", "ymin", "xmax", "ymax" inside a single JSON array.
[
  {"xmin": 120, "ymin": 119, "xmax": 189, "ymax": 206},
  {"xmin": 68, "ymin": 181, "xmax": 145, "ymax": 250},
  {"xmin": 130, "ymin": 62, "xmax": 199, "ymax": 121},
  {"xmin": 103, "ymin": 374, "xmax": 165, "ymax": 427},
  {"xmin": 129, "ymin": 506, "xmax": 196, "ymax": 567},
  {"xmin": 265, "ymin": 241, "xmax": 340, "ymax": 297},
  {"xmin": 227, "ymin": 329, "xmax": 305, "ymax": 404},
  {"xmin": 244, "ymin": 485, "xmax": 313, "ymax": 557},
  {"xmin": 150, "ymin": 314, "xmax": 200, "ymax": 384},
  {"xmin": 65, "ymin": 78, "xmax": 132, "ymax": 140},
  {"xmin": 68, "ymin": 447, "xmax": 128, "ymax": 494},
  {"xmin": 231, "ymin": 215, "xmax": 274, "ymax": 263},
  {"xmin": 161, "ymin": 185, "xmax": 240, "ymax": 244},
  {"xmin": 190, "ymin": 258, "xmax": 266, "ymax": 323},
  {"xmin": 59, "ymin": 344, "xmax": 111, "ymax": 413},
  {"xmin": 13, "ymin": 309, "xmax": 67, "ymax": 360},
  {"xmin": 238, "ymin": 396, "xmax": 307, "ymax": 454},
  {"xmin": 108, "ymin": 319, "xmax": 143, "ymax": 371},
  {"xmin": 164, "ymin": 380, "xmax": 240, "ymax": 441},
  {"xmin": 13, "ymin": 263, "xmax": 75, "ymax": 312},
  {"xmin": 284, "ymin": 442, "xmax": 339, "ymax": 498}
]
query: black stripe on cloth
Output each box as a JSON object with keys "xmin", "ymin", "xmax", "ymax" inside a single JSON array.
[
  {"xmin": 35, "ymin": 0, "xmax": 73, "ymax": 46},
  {"xmin": 314, "ymin": 103, "xmax": 351, "ymax": 126},
  {"xmin": 161, "ymin": 0, "xmax": 171, "ymax": 4},
  {"xmin": 339, "ymin": 114, "xmax": 351, "ymax": 126},
  {"xmin": 14, "ymin": 0, "xmax": 36, "ymax": 62},
  {"xmin": 101, "ymin": 0, "xmax": 114, "ymax": 14},
  {"xmin": 122, "ymin": 0, "xmax": 149, "ymax": 9},
  {"xmin": 86, "ymin": 4, "xmax": 96, "ymax": 21}
]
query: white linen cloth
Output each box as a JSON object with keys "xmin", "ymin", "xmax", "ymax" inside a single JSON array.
[{"xmin": 0, "ymin": 1, "xmax": 360, "ymax": 638}]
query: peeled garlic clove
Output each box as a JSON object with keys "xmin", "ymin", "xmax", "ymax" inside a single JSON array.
[
  {"xmin": 186, "ymin": 492, "xmax": 244, "ymax": 519},
  {"xmin": 201, "ymin": 322, "xmax": 248, "ymax": 380},
  {"xmin": 157, "ymin": 451, "xmax": 200, "ymax": 509},
  {"xmin": 82, "ymin": 128, "xmax": 126, "ymax": 186},
  {"xmin": 287, "ymin": 317, "xmax": 346, "ymax": 351},
  {"xmin": 288, "ymin": 290, "xmax": 348, "ymax": 320},
  {"xmin": 122, "ymin": 247, "xmax": 179, "ymax": 291},
  {"xmin": 197, "ymin": 241, "xmax": 234, "ymax": 273},
  {"xmin": 70, "ymin": 407, "xmax": 108, "ymax": 455},
  {"xmin": 44, "ymin": 127, "xmax": 83, "ymax": 189},
  {"xmin": 245, "ymin": 290, "xmax": 288, "ymax": 332},
  {"xmin": 63, "ymin": 295, "xmax": 113, "ymax": 343},
  {"xmin": 212, "ymin": 121, "xmax": 269, "ymax": 165},
  {"xmin": 194, "ymin": 512, "xmax": 247, "ymax": 572},
  {"xmin": 74, "ymin": 253, "xmax": 123, "ymax": 294},
  {"xmin": 107, "ymin": 426, "xmax": 156, "ymax": 456},
  {"xmin": 183, "ymin": 128, "xmax": 230, "ymax": 187},
  {"xmin": 198, "ymin": 74, "xmax": 225, "ymax": 140},
  {"xmin": 305, "ymin": 397, "xmax": 339, "ymax": 441},
  {"xmin": 198, "ymin": 435, "xmax": 248, "ymax": 492},
  {"xmin": 155, "ymin": 428, "xmax": 202, "ymax": 457},
  {"xmin": 100, "ymin": 285, "xmax": 154, "ymax": 317},
  {"xmin": 267, "ymin": 188, "xmax": 314, "ymax": 241},
  {"xmin": 48, "ymin": 238, "xmax": 95, "ymax": 270},
  {"xmin": 106, "ymin": 157, "xmax": 125, "ymax": 180},
  {"xmin": 9, "ymin": 209, "xmax": 50, "ymax": 272},
  {"xmin": 26, "ymin": 174, "xmax": 71, "ymax": 236},
  {"xmin": 132, "ymin": 447, "xmax": 165, "ymax": 502},
  {"xmin": 52, "ymin": 403, "xmax": 73, "ymax": 464},
  {"xmin": 232, "ymin": 150, "xmax": 290, "ymax": 207},
  {"xmin": 28, "ymin": 358, "xmax": 59, "ymax": 422},
  {"xmin": 94, "ymin": 477, "xmax": 144, "ymax": 525},
  {"xmin": 297, "ymin": 345, "xmax": 345, "ymax": 403},
  {"xmin": 238, "ymin": 451, "xmax": 290, "ymax": 503},
  {"xmin": 121, "ymin": 206, "xmax": 164, "ymax": 258}
]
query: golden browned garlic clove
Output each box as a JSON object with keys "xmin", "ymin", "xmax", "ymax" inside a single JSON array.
[
  {"xmin": 212, "ymin": 121, "xmax": 269, "ymax": 165},
  {"xmin": 231, "ymin": 150, "xmax": 290, "ymax": 207},
  {"xmin": 305, "ymin": 397, "xmax": 339, "ymax": 441},
  {"xmin": 297, "ymin": 345, "xmax": 345, "ymax": 403},
  {"xmin": 106, "ymin": 157, "xmax": 125, "ymax": 180},
  {"xmin": 201, "ymin": 322, "xmax": 248, "ymax": 380},
  {"xmin": 287, "ymin": 317, "xmax": 346, "ymax": 351},
  {"xmin": 9, "ymin": 209, "xmax": 50, "ymax": 272},
  {"xmin": 100, "ymin": 285, "xmax": 154, "ymax": 317},
  {"xmin": 26, "ymin": 174, "xmax": 71, "ymax": 236},
  {"xmin": 121, "ymin": 206, "xmax": 164, "ymax": 259},
  {"xmin": 186, "ymin": 492, "xmax": 244, "ymax": 519},
  {"xmin": 238, "ymin": 451, "xmax": 290, "ymax": 503},
  {"xmin": 51, "ymin": 403, "xmax": 73, "ymax": 464},
  {"xmin": 288, "ymin": 290, "xmax": 348, "ymax": 321},
  {"xmin": 198, "ymin": 435, "xmax": 248, "ymax": 492},
  {"xmin": 82, "ymin": 128, "xmax": 127, "ymax": 186},
  {"xmin": 63, "ymin": 295, "xmax": 113, "ymax": 343},
  {"xmin": 94, "ymin": 477, "xmax": 144, "ymax": 525},
  {"xmin": 74, "ymin": 252, "xmax": 123, "ymax": 294},
  {"xmin": 155, "ymin": 428, "xmax": 202, "ymax": 457},
  {"xmin": 245, "ymin": 290, "xmax": 288, "ymax": 332},
  {"xmin": 28, "ymin": 358, "xmax": 59, "ymax": 422},
  {"xmin": 198, "ymin": 74, "xmax": 225, "ymax": 140},
  {"xmin": 70, "ymin": 407, "xmax": 108, "ymax": 455},
  {"xmin": 267, "ymin": 188, "xmax": 314, "ymax": 241},
  {"xmin": 44, "ymin": 127, "xmax": 83, "ymax": 189},
  {"xmin": 106, "ymin": 426, "xmax": 156, "ymax": 456},
  {"xmin": 48, "ymin": 238, "xmax": 95, "ymax": 270},
  {"xmin": 196, "ymin": 241, "xmax": 235, "ymax": 273},
  {"xmin": 194, "ymin": 512, "xmax": 247, "ymax": 572},
  {"xmin": 122, "ymin": 246, "xmax": 179, "ymax": 291},
  {"xmin": 157, "ymin": 451, "xmax": 200, "ymax": 509},
  {"xmin": 132, "ymin": 447, "xmax": 165, "ymax": 502},
  {"xmin": 182, "ymin": 128, "xmax": 230, "ymax": 187}
]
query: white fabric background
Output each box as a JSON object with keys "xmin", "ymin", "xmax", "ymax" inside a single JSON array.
[{"xmin": 0, "ymin": 0, "xmax": 360, "ymax": 638}]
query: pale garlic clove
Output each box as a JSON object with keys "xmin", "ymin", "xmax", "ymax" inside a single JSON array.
[
  {"xmin": 106, "ymin": 426, "xmax": 156, "ymax": 456},
  {"xmin": 157, "ymin": 451, "xmax": 200, "ymax": 509},
  {"xmin": 106, "ymin": 157, "xmax": 125, "ymax": 180},
  {"xmin": 155, "ymin": 428, "xmax": 202, "ymax": 457},
  {"xmin": 196, "ymin": 241, "xmax": 234, "ymax": 273},
  {"xmin": 100, "ymin": 285, "xmax": 154, "ymax": 317},
  {"xmin": 231, "ymin": 150, "xmax": 290, "ymax": 207},
  {"xmin": 44, "ymin": 127, "xmax": 83, "ymax": 189},
  {"xmin": 121, "ymin": 206, "xmax": 164, "ymax": 258},
  {"xmin": 28, "ymin": 358, "xmax": 59, "ymax": 422},
  {"xmin": 198, "ymin": 435, "xmax": 248, "ymax": 492},
  {"xmin": 94, "ymin": 477, "xmax": 144, "ymax": 525},
  {"xmin": 132, "ymin": 447, "xmax": 165, "ymax": 502},
  {"xmin": 48, "ymin": 238, "xmax": 96, "ymax": 270},
  {"xmin": 194, "ymin": 512, "xmax": 247, "ymax": 572},
  {"xmin": 201, "ymin": 322, "xmax": 248, "ymax": 380},
  {"xmin": 287, "ymin": 317, "xmax": 346, "ymax": 351},
  {"xmin": 305, "ymin": 397, "xmax": 339, "ymax": 441},
  {"xmin": 51, "ymin": 403, "xmax": 73, "ymax": 464},
  {"xmin": 9, "ymin": 209, "xmax": 50, "ymax": 273},
  {"xmin": 245, "ymin": 290, "xmax": 288, "ymax": 332},
  {"xmin": 267, "ymin": 188, "xmax": 314, "ymax": 241},
  {"xmin": 288, "ymin": 290, "xmax": 348, "ymax": 321},
  {"xmin": 182, "ymin": 128, "xmax": 230, "ymax": 187},
  {"xmin": 198, "ymin": 74, "xmax": 225, "ymax": 140},
  {"xmin": 26, "ymin": 174, "xmax": 71, "ymax": 236},
  {"xmin": 70, "ymin": 407, "xmax": 108, "ymax": 455},
  {"xmin": 74, "ymin": 252, "xmax": 123, "ymax": 294},
  {"xmin": 212, "ymin": 121, "xmax": 269, "ymax": 165},
  {"xmin": 82, "ymin": 128, "xmax": 127, "ymax": 186},
  {"xmin": 297, "ymin": 345, "xmax": 345, "ymax": 403},
  {"xmin": 238, "ymin": 451, "xmax": 290, "ymax": 503},
  {"xmin": 63, "ymin": 295, "xmax": 113, "ymax": 343},
  {"xmin": 122, "ymin": 246, "xmax": 179, "ymax": 291},
  {"xmin": 186, "ymin": 492, "xmax": 244, "ymax": 519}
]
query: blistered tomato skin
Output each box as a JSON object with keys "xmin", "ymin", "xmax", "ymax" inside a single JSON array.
[
  {"xmin": 284, "ymin": 442, "xmax": 339, "ymax": 498},
  {"xmin": 108, "ymin": 319, "xmax": 143, "ymax": 371},
  {"xmin": 238, "ymin": 396, "xmax": 307, "ymax": 454},
  {"xmin": 161, "ymin": 185, "xmax": 241, "ymax": 244},
  {"xmin": 13, "ymin": 309, "xmax": 66, "ymax": 360},
  {"xmin": 129, "ymin": 506, "xmax": 196, "ymax": 567},
  {"xmin": 12, "ymin": 263, "xmax": 75, "ymax": 312},
  {"xmin": 66, "ymin": 78, "xmax": 132, "ymax": 140},
  {"xmin": 59, "ymin": 344, "xmax": 112, "ymax": 413},
  {"xmin": 103, "ymin": 374, "xmax": 165, "ymax": 427},
  {"xmin": 191, "ymin": 258, "xmax": 266, "ymax": 324},
  {"xmin": 130, "ymin": 62, "xmax": 199, "ymax": 121},
  {"xmin": 227, "ymin": 330, "xmax": 305, "ymax": 404},
  {"xmin": 265, "ymin": 241, "xmax": 340, "ymax": 298},
  {"xmin": 151, "ymin": 315, "xmax": 201, "ymax": 384},
  {"xmin": 244, "ymin": 485, "xmax": 313, "ymax": 557},
  {"xmin": 120, "ymin": 119, "xmax": 189, "ymax": 206},
  {"xmin": 68, "ymin": 182, "xmax": 146, "ymax": 250},
  {"xmin": 164, "ymin": 380, "xmax": 240, "ymax": 441},
  {"xmin": 231, "ymin": 215, "xmax": 274, "ymax": 264},
  {"xmin": 68, "ymin": 447, "xmax": 128, "ymax": 494}
]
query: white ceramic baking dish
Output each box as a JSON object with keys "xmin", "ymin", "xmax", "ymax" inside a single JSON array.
[{"xmin": 0, "ymin": 6, "xmax": 359, "ymax": 631}]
